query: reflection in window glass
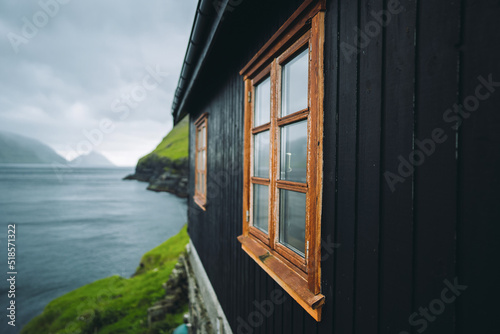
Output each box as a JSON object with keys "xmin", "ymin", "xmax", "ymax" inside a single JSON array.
[
  {"xmin": 197, "ymin": 173, "xmax": 202, "ymax": 192},
  {"xmin": 254, "ymin": 131, "xmax": 270, "ymax": 178},
  {"xmin": 282, "ymin": 48, "xmax": 309, "ymax": 117},
  {"xmin": 279, "ymin": 190, "xmax": 306, "ymax": 256},
  {"xmin": 253, "ymin": 184, "xmax": 269, "ymax": 233},
  {"xmin": 254, "ymin": 77, "xmax": 271, "ymax": 126},
  {"xmin": 280, "ymin": 120, "xmax": 307, "ymax": 183},
  {"xmin": 201, "ymin": 127, "xmax": 205, "ymax": 147},
  {"xmin": 198, "ymin": 151, "xmax": 205, "ymax": 171}
]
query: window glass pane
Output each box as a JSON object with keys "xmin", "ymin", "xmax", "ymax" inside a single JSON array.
[
  {"xmin": 254, "ymin": 131, "xmax": 270, "ymax": 178},
  {"xmin": 279, "ymin": 190, "xmax": 306, "ymax": 256},
  {"xmin": 253, "ymin": 184, "xmax": 269, "ymax": 233},
  {"xmin": 281, "ymin": 48, "xmax": 309, "ymax": 116},
  {"xmin": 254, "ymin": 77, "xmax": 271, "ymax": 126},
  {"xmin": 199, "ymin": 174, "xmax": 202, "ymax": 194},
  {"xmin": 201, "ymin": 150, "xmax": 206, "ymax": 171},
  {"xmin": 202, "ymin": 126, "xmax": 206, "ymax": 147},
  {"xmin": 280, "ymin": 120, "xmax": 307, "ymax": 183}
]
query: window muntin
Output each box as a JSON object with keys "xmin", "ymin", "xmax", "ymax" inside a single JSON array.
[{"xmin": 194, "ymin": 114, "xmax": 208, "ymax": 209}]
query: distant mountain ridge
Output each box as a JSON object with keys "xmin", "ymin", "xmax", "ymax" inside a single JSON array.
[
  {"xmin": 0, "ymin": 131, "xmax": 115, "ymax": 167},
  {"xmin": 0, "ymin": 131, "xmax": 66, "ymax": 164},
  {"xmin": 69, "ymin": 151, "xmax": 115, "ymax": 167}
]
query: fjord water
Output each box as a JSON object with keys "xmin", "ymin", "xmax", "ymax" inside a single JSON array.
[{"xmin": 0, "ymin": 165, "xmax": 187, "ymax": 331}]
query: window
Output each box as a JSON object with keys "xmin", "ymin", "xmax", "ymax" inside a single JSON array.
[
  {"xmin": 194, "ymin": 113, "xmax": 208, "ymax": 210},
  {"xmin": 238, "ymin": 0, "xmax": 325, "ymax": 321}
]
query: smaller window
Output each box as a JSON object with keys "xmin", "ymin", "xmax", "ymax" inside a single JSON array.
[{"xmin": 194, "ymin": 113, "xmax": 208, "ymax": 210}]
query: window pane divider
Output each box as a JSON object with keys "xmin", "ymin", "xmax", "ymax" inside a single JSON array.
[
  {"xmin": 276, "ymin": 180, "xmax": 308, "ymax": 193},
  {"xmin": 269, "ymin": 59, "xmax": 279, "ymax": 251},
  {"xmin": 251, "ymin": 177, "xmax": 270, "ymax": 185},
  {"xmin": 277, "ymin": 108, "xmax": 309, "ymax": 126},
  {"xmin": 251, "ymin": 122, "xmax": 271, "ymax": 134}
]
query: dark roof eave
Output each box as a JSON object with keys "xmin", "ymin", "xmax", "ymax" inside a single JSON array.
[{"xmin": 171, "ymin": 0, "xmax": 230, "ymax": 124}]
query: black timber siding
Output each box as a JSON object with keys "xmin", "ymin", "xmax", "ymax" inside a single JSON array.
[{"xmin": 185, "ymin": 0, "xmax": 500, "ymax": 333}]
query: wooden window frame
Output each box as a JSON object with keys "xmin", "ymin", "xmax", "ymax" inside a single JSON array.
[
  {"xmin": 194, "ymin": 113, "xmax": 208, "ymax": 210},
  {"xmin": 238, "ymin": 0, "xmax": 325, "ymax": 321}
]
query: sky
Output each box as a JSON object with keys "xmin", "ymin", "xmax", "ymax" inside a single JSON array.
[{"xmin": 0, "ymin": 0, "xmax": 197, "ymax": 166}]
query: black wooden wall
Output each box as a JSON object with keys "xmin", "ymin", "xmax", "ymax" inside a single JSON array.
[{"xmin": 184, "ymin": 1, "xmax": 500, "ymax": 333}]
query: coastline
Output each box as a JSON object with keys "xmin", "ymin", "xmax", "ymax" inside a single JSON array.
[
  {"xmin": 123, "ymin": 157, "xmax": 188, "ymax": 198},
  {"xmin": 123, "ymin": 116, "xmax": 189, "ymax": 198},
  {"xmin": 21, "ymin": 226, "xmax": 190, "ymax": 334}
]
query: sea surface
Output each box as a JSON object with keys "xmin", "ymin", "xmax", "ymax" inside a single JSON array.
[{"xmin": 0, "ymin": 165, "xmax": 187, "ymax": 332}]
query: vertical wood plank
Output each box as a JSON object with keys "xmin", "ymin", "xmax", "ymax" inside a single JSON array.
[
  {"xmin": 412, "ymin": 1, "xmax": 460, "ymax": 333},
  {"xmin": 354, "ymin": 0, "xmax": 383, "ymax": 332},
  {"xmin": 319, "ymin": 0, "xmax": 339, "ymax": 333},
  {"xmin": 379, "ymin": 0, "xmax": 417, "ymax": 333},
  {"xmin": 292, "ymin": 301, "xmax": 305, "ymax": 334},
  {"xmin": 282, "ymin": 290, "xmax": 293, "ymax": 334},
  {"xmin": 457, "ymin": 1, "xmax": 500, "ymax": 333},
  {"xmin": 333, "ymin": 0, "xmax": 358, "ymax": 332}
]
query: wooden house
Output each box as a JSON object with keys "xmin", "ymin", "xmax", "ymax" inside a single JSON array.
[{"xmin": 172, "ymin": 0, "xmax": 500, "ymax": 333}]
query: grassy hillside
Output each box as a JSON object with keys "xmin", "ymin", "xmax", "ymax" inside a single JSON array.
[
  {"xmin": 139, "ymin": 116, "xmax": 189, "ymax": 165},
  {"xmin": 22, "ymin": 226, "xmax": 189, "ymax": 334}
]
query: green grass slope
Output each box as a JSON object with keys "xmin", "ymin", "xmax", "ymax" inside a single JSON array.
[
  {"xmin": 21, "ymin": 226, "xmax": 189, "ymax": 334},
  {"xmin": 139, "ymin": 116, "xmax": 189, "ymax": 164}
]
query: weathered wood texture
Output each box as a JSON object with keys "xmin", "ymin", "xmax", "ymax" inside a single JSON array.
[{"xmin": 185, "ymin": 0, "xmax": 500, "ymax": 333}]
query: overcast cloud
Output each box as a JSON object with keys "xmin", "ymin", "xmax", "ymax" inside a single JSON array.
[{"xmin": 0, "ymin": 0, "xmax": 197, "ymax": 166}]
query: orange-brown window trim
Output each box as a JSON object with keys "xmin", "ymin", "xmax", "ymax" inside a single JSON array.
[
  {"xmin": 238, "ymin": 0, "xmax": 325, "ymax": 322},
  {"xmin": 194, "ymin": 113, "xmax": 208, "ymax": 210}
]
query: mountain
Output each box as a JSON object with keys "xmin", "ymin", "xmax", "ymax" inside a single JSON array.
[
  {"xmin": 70, "ymin": 151, "xmax": 115, "ymax": 167},
  {"xmin": 0, "ymin": 131, "xmax": 67, "ymax": 164}
]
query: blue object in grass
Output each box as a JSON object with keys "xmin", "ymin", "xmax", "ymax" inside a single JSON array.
[{"xmin": 173, "ymin": 324, "xmax": 188, "ymax": 334}]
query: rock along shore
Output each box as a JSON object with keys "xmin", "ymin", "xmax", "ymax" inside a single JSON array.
[{"xmin": 124, "ymin": 155, "xmax": 188, "ymax": 198}]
